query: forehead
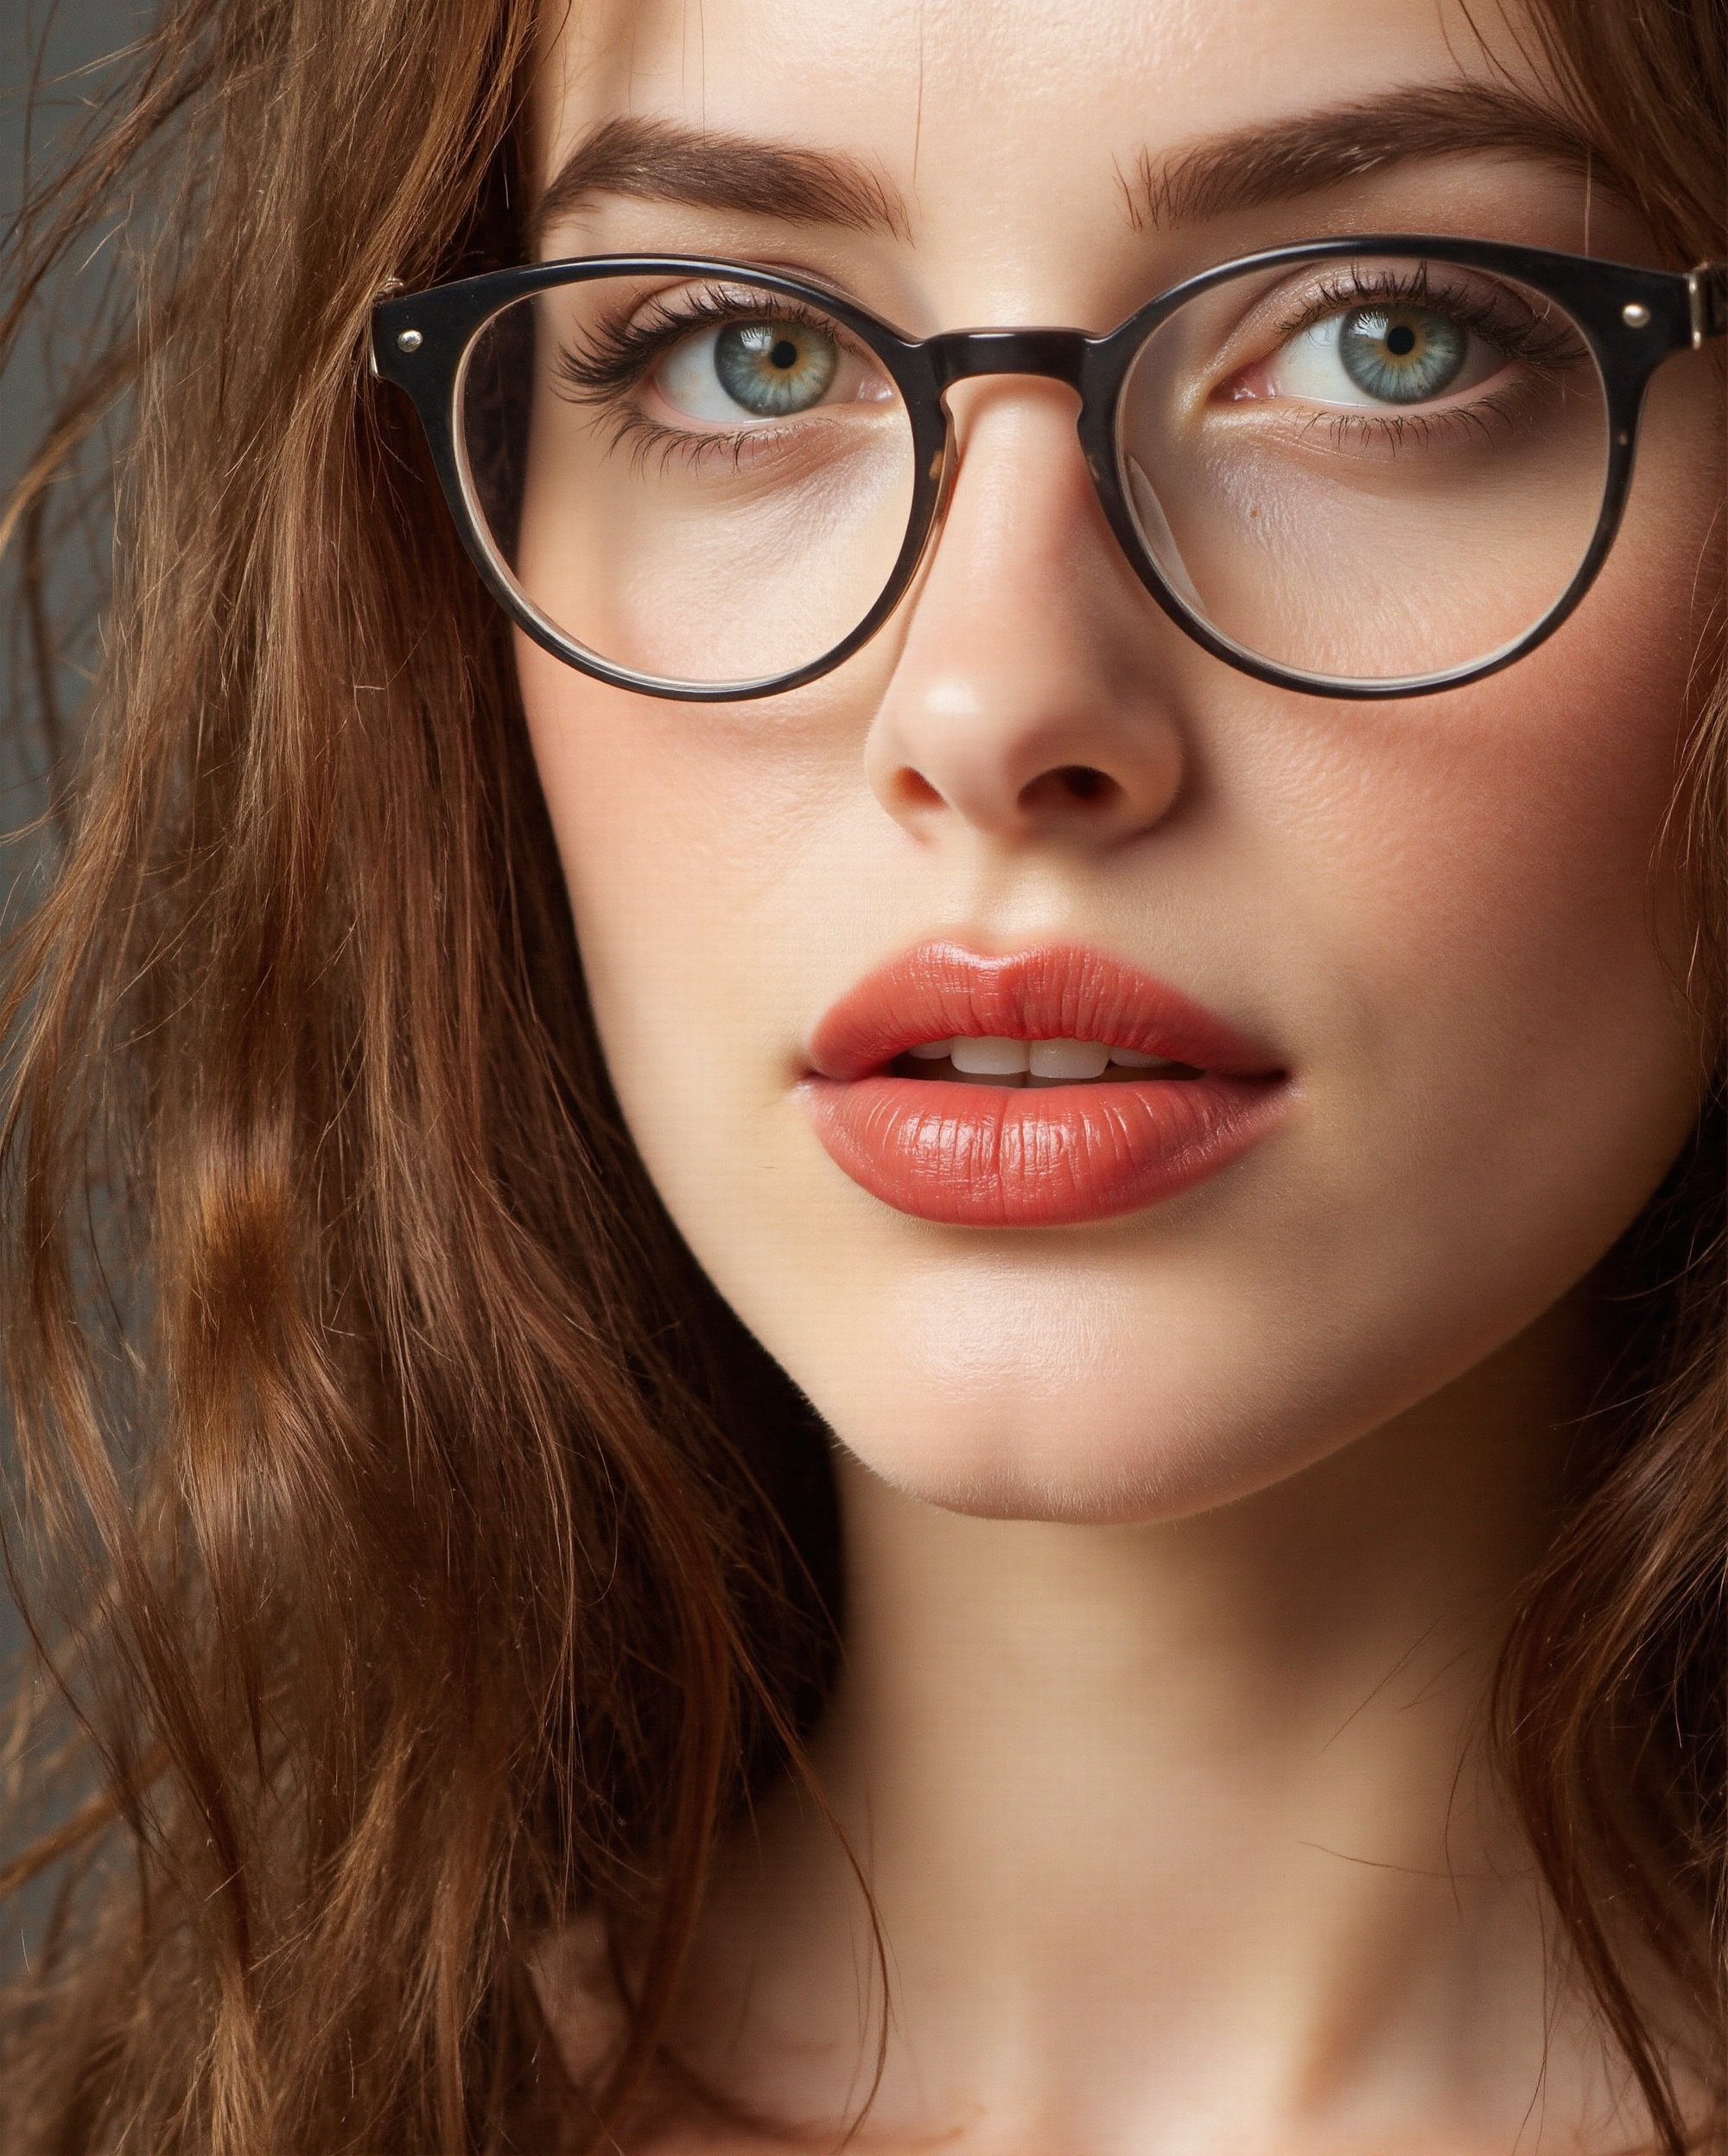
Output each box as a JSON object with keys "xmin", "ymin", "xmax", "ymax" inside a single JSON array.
[{"xmin": 532, "ymin": 0, "xmax": 1552, "ymax": 244}]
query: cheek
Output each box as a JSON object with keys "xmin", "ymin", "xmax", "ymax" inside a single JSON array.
[
  {"xmin": 1312, "ymin": 386, "xmax": 1720, "ymax": 1143},
  {"xmin": 519, "ymin": 639, "xmax": 846, "ymax": 1186},
  {"xmin": 1266, "ymin": 626, "xmax": 1701, "ymax": 1302},
  {"xmin": 1206, "ymin": 479, "xmax": 1717, "ymax": 1464}
]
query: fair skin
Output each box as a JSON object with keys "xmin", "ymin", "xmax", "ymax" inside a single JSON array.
[{"xmin": 517, "ymin": 0, "xmax": 1722, "ymax": 2148}]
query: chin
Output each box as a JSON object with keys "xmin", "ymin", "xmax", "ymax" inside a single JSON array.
[
  {"xmin": 741, "ymin": 1264, "xmax": 1346, "ymax": 1528},
  {"xmin": 823, "ymin": 1380, "xmax": 1332, "ymax": 1527},
  {"xmin": 720, "ymin": 1216, "xmax": 1602, "ymax": 1532},
  {"xmin": 840, "ymin": 1419, "xmax": 1243, "ymax": 1527}
]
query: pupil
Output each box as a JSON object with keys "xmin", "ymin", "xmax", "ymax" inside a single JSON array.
[
  {"xmin": 770, "ymin": 339, "xmax": 799, "ymax": 371},
  {"xmin": 1385, "ymin": 324, "xmax": 1417, "ymax": 358}
]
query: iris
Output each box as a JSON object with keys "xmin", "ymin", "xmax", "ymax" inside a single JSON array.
[
  {"xmin": 1337, "ymin": 303, "xmax": 1468, "ymax": 404},
  {"xmin": 713, "ymin": 319, "xmax": 839, "ymax": 417}
]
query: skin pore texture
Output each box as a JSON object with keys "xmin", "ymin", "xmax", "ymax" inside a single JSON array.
[{"xmin": 518, "ymin": 0, "xmax": 1724, "ymax": 2149}]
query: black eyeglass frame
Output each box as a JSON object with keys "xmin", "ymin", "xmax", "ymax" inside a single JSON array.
[{"xmin": 371, "ymin": 238, "xmax": 1727, "ymax": 703}]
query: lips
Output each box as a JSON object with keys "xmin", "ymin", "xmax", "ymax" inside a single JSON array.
[{"xmin": 798, "ymin": 940, "xmax": 1287, "ymax": 1227}]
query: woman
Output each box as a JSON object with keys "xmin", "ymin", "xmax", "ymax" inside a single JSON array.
[{"xmin": 0, "ymin": 0, "xmax": 1722, "ymax": 2148}]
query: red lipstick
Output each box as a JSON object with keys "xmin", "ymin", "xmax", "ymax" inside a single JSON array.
[{"xmin": 799, "ymin": 940, "xmax": 1287, "ymax": 1227}]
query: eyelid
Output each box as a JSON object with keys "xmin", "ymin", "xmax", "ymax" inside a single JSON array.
[
  {"xmin": 1194, "ymin": 261, "xmax": 1581, "ymax": 412},
  {"xmin": 557, "ymin": 277, "xmax": 874, "ymax": 409}
]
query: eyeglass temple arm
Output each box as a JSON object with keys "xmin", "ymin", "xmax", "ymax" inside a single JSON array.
[{"xmin": 1691, "ymin": 262, "xmax": 1728, "ymax": 346}]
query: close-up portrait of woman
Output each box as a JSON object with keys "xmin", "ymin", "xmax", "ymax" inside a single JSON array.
[{"xmin": 0, "ymin": 0, "xmax": 1724, "ymax": 2148}]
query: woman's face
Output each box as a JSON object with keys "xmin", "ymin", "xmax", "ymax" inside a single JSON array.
[{"xmin": 518, "ymin": 0, "xmax": 1722, "ymax": 1523}]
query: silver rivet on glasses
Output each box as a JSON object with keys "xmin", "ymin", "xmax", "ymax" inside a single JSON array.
[
  {"xmin": 1621, "ymin": 302, "xmax": 1652, "ymax": 328},
  {"xmin": 396, "ymin": 327, "xmax": 423, "ymax": 352}
]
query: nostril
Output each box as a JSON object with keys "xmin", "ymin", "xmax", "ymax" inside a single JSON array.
[
  {"xmin": 1017, "ymin": 764, "xmax": 1117, "ymax": 813},
  {"xmin": 887, "ymin": 767, "xmax": 946, "ymax": 815},
  {"xmin": 1013, "ymin": 764, "xmax": 1119, "ymax": 818},
  {"xmin": 1056, "ymin": 764, "xmax": 1111, "ymax": 801}
]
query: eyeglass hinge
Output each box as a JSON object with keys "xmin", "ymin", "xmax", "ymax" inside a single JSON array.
[
  {"xmin": 367, "ymin": 276, "xmax": 405, "ymax": 377},
  {"xmin": 1687, "ymin": 263, "xmax": 1727, "ymax": 347}
]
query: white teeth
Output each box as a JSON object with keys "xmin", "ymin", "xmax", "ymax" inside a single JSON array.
[
  {"xmin": 901, "ymin": 1037, "xmax": 1189, "ymax": 1076},
  {"xmin": 1027, "ymin": 1038, "xmax": 1111, "ymax": 1080},
  {"xmin": 948, "ymin": 1035, "xmax": 1029, "ymax": 1075}
]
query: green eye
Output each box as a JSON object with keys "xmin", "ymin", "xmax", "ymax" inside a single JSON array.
[
  {"xmin": 713, "ymin": 319, "xmax": 840, "ymax": 417},
  {"xmin": 1337, "ymin": 303, "xmax": 1469, "ymax": 404}
]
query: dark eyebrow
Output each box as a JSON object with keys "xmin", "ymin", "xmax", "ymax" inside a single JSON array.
[
  {"xmin": 537, "ymin": 86, "xmax": 1605, "ymax": 257},
  {"xmin": 1122, "ymin": 82, "xmax": 1604, "ymax": 231},
  {"xmin": 536, "ymin": 115, "xmax": 912, "ymax": 244}
]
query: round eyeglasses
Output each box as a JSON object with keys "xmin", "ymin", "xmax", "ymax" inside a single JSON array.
[{"xmin": 372, "ymin": 239, "xmax": 1726, "ymax": 701}]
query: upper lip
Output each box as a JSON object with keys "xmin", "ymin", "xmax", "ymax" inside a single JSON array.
[{"xmin": 805, "ymin": 940, "xmax": 1283, "ymax": 1083}]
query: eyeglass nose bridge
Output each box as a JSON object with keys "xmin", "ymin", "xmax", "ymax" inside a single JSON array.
[
  {"xmin": 927, "ymin": 327, "xmax": 1092, "ymax": 393},
  {"xmin": 918, "ymin": 327, "xmax": 1123, "ymax": 562},
  {"xmin": 917, "ymin": 327, "xmax": 1125, "ymax": 587}
]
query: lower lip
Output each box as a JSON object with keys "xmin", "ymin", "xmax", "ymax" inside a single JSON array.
[{"xmin": 799, "ymin": 1068, "xmax": 1287, "ymax": 1227}]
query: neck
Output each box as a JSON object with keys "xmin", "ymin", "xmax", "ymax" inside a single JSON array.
[{"xmin": 658, "ymin": 1294, "xmax": 1651, "ymax": 2151}]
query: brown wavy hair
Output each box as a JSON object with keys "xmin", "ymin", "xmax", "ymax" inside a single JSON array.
[{"xmin": 0, "ymin": 1, "xmax": 1722, "ymax": 2149}]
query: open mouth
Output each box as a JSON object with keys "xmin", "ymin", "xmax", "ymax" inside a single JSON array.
[
  {"xmin": 801, "ymin": 940, "xmax": 1284, "ymax": 1226},
  {"xmin": 887, "ymin": 1035, "xmax": 1206, "ymax": 1087}
]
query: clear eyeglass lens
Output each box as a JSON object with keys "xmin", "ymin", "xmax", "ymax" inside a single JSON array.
[
  {"xmin": 457, "ymin": 275, "xmax": 918, "ymax": 691},
  {"xmin": 1115, "ymin": 254, "xmax": 1610, "ymax": 686}
]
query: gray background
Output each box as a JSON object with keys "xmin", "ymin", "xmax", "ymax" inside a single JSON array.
[{"xmin": 3, "ymin": 0, "xmax": 136, "ymax": 1947}]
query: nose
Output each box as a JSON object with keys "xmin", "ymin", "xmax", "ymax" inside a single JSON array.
[{"xmin": 861, "ymin": 374, "xmax": 1191, "ymax": 853}]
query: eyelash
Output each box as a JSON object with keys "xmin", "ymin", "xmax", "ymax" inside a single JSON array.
[
  {"xmin": 553, "ymin": 283, "xmax": 859, "ymax": 471},
  {"xmin": 550, "ymin": 263, "xmax": 1591, "ymax": 468},
  {"xmin": 1252, "ymin": 263, "xmax": 1587, "ymax": 447}
]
